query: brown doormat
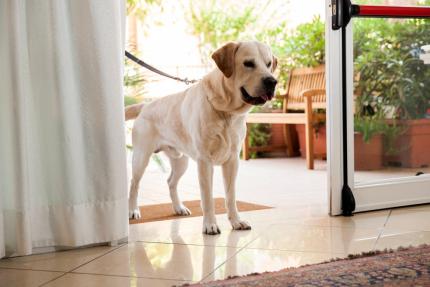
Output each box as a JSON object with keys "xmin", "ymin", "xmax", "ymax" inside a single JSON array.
[
  {"xmin": 184, "ymin": 245, "xmax": 430, "ymax": 287},
  {"xmin": 129, "ymin": 198, "xmax": 271, "ymax": 224}
]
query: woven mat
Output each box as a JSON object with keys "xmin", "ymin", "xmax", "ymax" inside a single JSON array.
[{"xmin": 129, "ymin": 198, "xmax": 272, "ymax": 224}]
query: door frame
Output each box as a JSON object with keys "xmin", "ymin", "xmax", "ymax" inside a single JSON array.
[
  {"xmin": 326, "ymin": 0, "xmax": 430, "ymax": 215},
  {"xmin": 326, "ymin": 0, "xmax": 354, "ymax": 215}
]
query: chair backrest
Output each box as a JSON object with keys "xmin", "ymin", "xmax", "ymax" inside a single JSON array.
[{"xmin": 283, "ymin": 65, "xmax": 326, "ymax": 112}]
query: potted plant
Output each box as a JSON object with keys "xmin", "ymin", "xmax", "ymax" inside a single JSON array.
[
  {"xmin": 384, "ymin": 116, "xmax": 430, "ymax": 168},
  {"xmin": 380, "ymin": 58, "xmax": 430, "ymax": 168},
  {"xmin": 267, "ymin": 97, "xmax": 288, "ymax": 149},
  {"xmin": 295, "ymin": 112, "xmax": 327, "ymax": 159},
  {"xmin": 354, "ymin": 116, "xmax": 386, "ymax": 171},
  {"xmin": 245, "ymin": 98, "xmax": 292, "ymax": 159},
  {"xmin": 354, "ymin": 17, "xmax": 430, "ymax": 168},
  {"xmin": 385, "ymin": 46, "xmax": 430, "ymax": 168}
]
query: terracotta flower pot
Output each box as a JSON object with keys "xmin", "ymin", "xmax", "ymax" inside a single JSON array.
[
  {"xmin": 384, "ymin": 119, "xmax": 430, "ymax": 168},
  {"xmin": 295, "ymin": 124, "xmax": 327, "ymax": 159},
  {"xmin": 354, "ymin": 133, "xmax": 383, "ymax": 171},
  {"xmin": 267, "ymin": 109, "xmax": 286, "ymax": 148},
  {"xmin": 268, "ymin": 124, "xmax": 286, "ymax": 147}
]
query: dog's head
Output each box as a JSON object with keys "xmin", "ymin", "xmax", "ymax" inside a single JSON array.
[{"xmin": 212, "ymin": 41, "xmax": 278, "ymax": 106}]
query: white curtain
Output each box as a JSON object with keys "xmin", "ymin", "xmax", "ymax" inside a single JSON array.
[{"xmin": 0, "ymin": 0, "xmax": 128, "ymax": 257}]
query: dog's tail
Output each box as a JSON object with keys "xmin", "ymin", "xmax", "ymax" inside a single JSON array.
[{"xmin": 125, "ymin": 103, "xmax": 144, "ymax": 121}]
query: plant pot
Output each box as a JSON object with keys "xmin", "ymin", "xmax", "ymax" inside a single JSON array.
[
  {"xmin": 267, "ymin": 109, "xmax": 286, "ymax": 148},
  {"xmin": 354, "ymin": 133, "xmax": 383, "ymax": 171},
  {"xmin": 384, "ymin": 119, "xmax": 430, "ymax": 168},
  {"xmin": 268, "ymin": 124, "xmax": 286, "ymax": 147},
  {"xmin": 295, "ymin": 124, "xmax": 327, "ymax": 159}
]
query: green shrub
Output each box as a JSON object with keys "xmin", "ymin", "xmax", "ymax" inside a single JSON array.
[
  {"xmin": 188, "ymin": 1, "xmax": 256, "ymax": 64},
  {"xmin": 354, "ymin": 116, "xmax": 386, "ymax": 143},
  {"xmin": 123, "ymin": 58, "xmax": 147, "ymax": 106},
  {"xmin": 256, "ymin": 16, "xmax": 325, "ymax": 92},
  {"xmin": 124, "ymin": 95, "xmax": 140, "ymax": 107},
  {"xmin": 354, "ymin": 17, "xmax": 430, "ymax": 120}
]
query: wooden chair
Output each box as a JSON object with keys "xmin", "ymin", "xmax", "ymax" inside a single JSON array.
[{"xmin": 242, "ymin": 65, "xmax": 326, "ymax": 169}]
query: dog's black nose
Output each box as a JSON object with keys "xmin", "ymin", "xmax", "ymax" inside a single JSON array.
[{"xmin": 262, "ymin": 76, "xmax": 278, "ymax": 91}]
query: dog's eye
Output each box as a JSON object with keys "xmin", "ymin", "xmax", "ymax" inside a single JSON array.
[
  {"xmin": 243, "ymin": 60, "xmax": 255, "ymax": 68},
  {"xmin": 267, "ymin": 61, "xmax": 272, "ymax": 68}
]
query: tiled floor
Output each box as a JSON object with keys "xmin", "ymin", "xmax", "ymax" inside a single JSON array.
[{"xmin": 1, "ymin": 158, "xmax": 430, "ymax": 286}]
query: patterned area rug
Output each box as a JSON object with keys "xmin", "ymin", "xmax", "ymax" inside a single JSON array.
[{"xmin": 185, "ymin": 245, "xmax": 430, "ymax": 287}]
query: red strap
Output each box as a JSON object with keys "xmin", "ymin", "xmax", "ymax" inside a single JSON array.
[{"xmin": 358, "ymin": 5, "xmax": 430, "ymax": 18}]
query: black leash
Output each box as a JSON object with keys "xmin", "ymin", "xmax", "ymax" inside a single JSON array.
[{"xmin": 125, "ymin": 50, "xmax": 199, "ymax": 85}]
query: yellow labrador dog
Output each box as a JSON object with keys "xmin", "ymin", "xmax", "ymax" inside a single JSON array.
[{"xmin": 125, "ymin": 41, "xmax": 277, "ymax": 235}]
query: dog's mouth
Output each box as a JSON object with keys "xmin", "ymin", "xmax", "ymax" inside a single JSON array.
[{"xmin": 240, "ymin": 87, "xmax": 274, "ymax": 106}]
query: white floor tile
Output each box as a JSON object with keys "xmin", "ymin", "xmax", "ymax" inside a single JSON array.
[
  {"xmin": 385, "ymin": 205, "xmax": 430, "ymax": 232},
  {"xmin": 129, "ymin": 216, "xmax": 266, "ymax": 248},
  {"xmin": 0, "ymin": 268, "xmax": 63, "ymax": 287},
  {"xmin": 0, "ymin": 246, "xmax": 117, "ymax": 272},
  {"xmin": 44, "ymin": 273, "xmax": 192, "ymax": 287},
  {"xmin": 375, "ymin": 228, "xmax": 430, "ymax": 250},
  {"xmin": 247, "ymin": 223, "xmax": 381, "ymax": 254},
  {"xmin": 74, "ymin": 242, "xmax": 239, "ymax": 282}
]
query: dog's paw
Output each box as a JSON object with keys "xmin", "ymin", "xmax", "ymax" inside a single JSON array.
[
  {"xmin": 174, "ymin": 204, "xmax": 192, "ymax": 216},
  {"xmin": 202, "ymin": 222, "xmax": 221, "ymax": 235},
  {"xmin": 230, "ymin": 219, "xmax": 251, "ymax": 230},
  {"xmin": 129, "ymin": 208, "xmax": 141, "ymax": 219}
]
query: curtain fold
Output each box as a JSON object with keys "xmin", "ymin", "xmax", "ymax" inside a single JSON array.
[{"xmin": 0, "ymin": 0, "xmax": 128, "ymax": 257}]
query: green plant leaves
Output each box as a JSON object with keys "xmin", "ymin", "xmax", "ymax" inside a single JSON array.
[{"xmin": 354, "ymin": 17, "xmax": 430, "ymax": 120}]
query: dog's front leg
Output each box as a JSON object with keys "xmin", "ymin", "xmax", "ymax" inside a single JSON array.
[
  {"xmin": 222, "ymin": 156, "xmax": 251, "ymax": 230},
  {"xmin": 197, "ymin": 159, "xmax": 220, "ymax": 235}
]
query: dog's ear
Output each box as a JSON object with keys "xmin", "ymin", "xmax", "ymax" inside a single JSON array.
[
  {"xmin": 211, "ymin": 42, "xmax": 239, "ymax": 78},
  {"xmin": 272, "ymin": 55, "xmax": 278, "ymax": 73}
]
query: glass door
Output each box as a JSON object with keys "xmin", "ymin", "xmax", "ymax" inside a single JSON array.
[{"xmin": 326, "ymin": 0, "xmax": 430, "ymax": 215}]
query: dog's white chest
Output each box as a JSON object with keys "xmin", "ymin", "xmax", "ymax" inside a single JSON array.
[{"xmin": 200, "ymin": 117, "xmax": 244, "ymax": 164}]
